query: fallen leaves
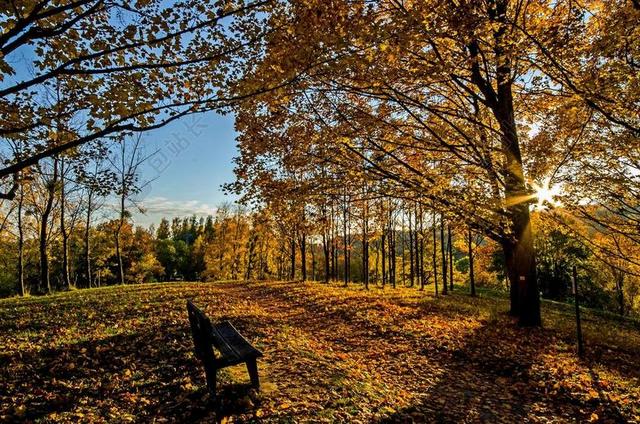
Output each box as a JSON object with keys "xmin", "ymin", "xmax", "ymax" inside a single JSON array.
[{"xmin": 0, "ymin": 281, "xmax": 639, "ymax": 423}]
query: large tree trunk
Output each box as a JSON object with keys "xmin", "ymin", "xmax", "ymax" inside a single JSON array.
[{"xmin": 495, "ymin": 0, "xmax": 540, "ymax": 326}]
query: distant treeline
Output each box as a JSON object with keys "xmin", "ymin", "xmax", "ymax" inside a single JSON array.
[{"xmin": 0, "ymin": 198, "xmax": 636, "ymax": 318}]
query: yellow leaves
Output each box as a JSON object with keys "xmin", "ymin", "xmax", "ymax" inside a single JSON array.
[
  {"xmin": 587, "ymin": 388, "xmax": 600, "ymax": 400},
  {"xmin": 14, "ymin": 404, "xmax": 26, "ymax": 417}
]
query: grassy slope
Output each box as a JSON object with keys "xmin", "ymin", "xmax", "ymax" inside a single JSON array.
[{"xmin": 0, "ymin": 281, "xmax": 639, "ymax": 423}]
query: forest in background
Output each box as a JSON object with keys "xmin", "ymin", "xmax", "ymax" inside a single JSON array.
[
  {"xmin": 0, "ymin": 0, "xmax": 638, "ymax": 329},
  {"xmin": 0, "ymin": 168, "xmax": 636, "ymax": 318}
]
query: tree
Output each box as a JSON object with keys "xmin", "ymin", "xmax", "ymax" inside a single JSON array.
[
  {"xmin": 109, "ymin": 136, "xmax": 146, "ymax": 285},
  {"xmin": 0, "ymin": 0, "xmax": 273, "ymax": 197},
  {"xmin": 229, "ymin": 0, "xmax": 640, "ymax": 325}
]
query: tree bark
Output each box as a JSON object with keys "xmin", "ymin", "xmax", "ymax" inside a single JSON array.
[
  {"xmin": 362, "ymin": 194, "xmax": 369, "ymax": 290},
  {"xmin": 322, "ymin": 232, "xmax": 330, "ymax": 283},
  {"xmin": 289, "ymin": 236, "xmax": 296, "ymax": 280},
  {"xmin": 448, "ymin": 225, "xmax": 454, "ymax": 291},
  {"xmin": 493, "ymin": 0, "xmax": 540, "ymax": 326},
  {"xmin": 389, "ymin": 211, "xmax": 396, "ymax": 289},
  {"xmin": 408, "ymin": 210, "xmax": 414, "ymax": 287},
  {"xmin": 60, "ymin": 157, "xmax": 70, "ymax": 290},
  {"xmin": 300, "ymin": 231, "xmax": 307, "ymax": 281},
  {"xmin": 40, "ymin": 157, "xmax": 58, "ymax": 294},
  {"xmin": 432, "ymin": 211, "xmax": 438, "ymax": 296},
  {"xmin": 115, "ymin": 185, "xmax": 126, "ymax": 285},
  {"xmin": 84, "ymin": 190, "xmax": 93, "ymax": 288},
  {"xmin": 468, "ymin": 227, "xmax": 476, "ymax": 297},
  {"xmin": 441, "ymin": 215, "xmax": 448, "ymax": 295},
  {"xmin": 17, "ymin": 179, "xmax": 25, "ymax": 296}
]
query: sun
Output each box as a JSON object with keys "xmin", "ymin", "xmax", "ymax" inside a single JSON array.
[{"xmin": 531, "ymin": 178, "xmax": 562, "ymax": 209}]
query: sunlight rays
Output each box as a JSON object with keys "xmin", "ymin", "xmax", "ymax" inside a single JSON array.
[{"xmin": 504, "ymin": 177, "xmax": 563, "ymax": 210}]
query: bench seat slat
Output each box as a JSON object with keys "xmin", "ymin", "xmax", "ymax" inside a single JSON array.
[{"xmin": 211, "ymin": 321, "xmax": 263, "ymax": 364}]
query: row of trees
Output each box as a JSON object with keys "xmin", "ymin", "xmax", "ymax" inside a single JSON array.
[
  {"xmin": 226, "ymin": 0, "xmax": 640, "ymax": 325},
  {"xmin": 1, "ymin": 1, "xmax": 638, "ymax": 326},
  {"xmin": 1, "ymin": 163, "xmax": 636, "ymax": 316}
]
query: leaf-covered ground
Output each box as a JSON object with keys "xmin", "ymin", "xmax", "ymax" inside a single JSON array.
[{"xmin": 1, "ymin": 281, "xmax": 639, "ymax": 423}]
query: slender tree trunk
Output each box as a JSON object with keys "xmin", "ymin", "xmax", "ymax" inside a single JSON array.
[
  {"xmin": 290, "ymin": 236, "xmax": 296, "ymax": 280},
  {"xmin": 389, "ymin": 218, "xmax": 396, "ymax": 289},
  {"xmin": 441, "ymin": 216, "xmax": 447, "ymax": 295},
  {"xmin": 40, "ymin": 157, "xmax": 58, "ymax": 294},
  {"xmin": 408, "ymin": 210, "xmax": 414, "ymax": 287},
  {"xmin": 60, "ymin": 157, "xmax": 70, "ymax": 290},
  {"xmin": 413, "ymin": 204, "xmax": 422, "ymax": 284},
  {"xmin": 310, "ymin": 240, "xmax": 316, "ymax": 281},
  {"xmin": 17, "ymin": 180, "xmax": 25, "ymax": 296},
  {"xmin": 614, "ymin": 269, "xmax": 624, "ymax": 316},
  {"xmin": 300, "ymin": 231, "xmax": 307, "ymax": 281},
  {"xmin": 343, "ymin": 194, "xmax": 348, "ymax": 286},
  {"xmin": 387, "ymin": 215, "xmax": 397, "ymax": 289},
  {"xmin": 432, "ymin": 211, "xmax": 438, "ymax": 296},
  {"xmin": 381, "ymin": 229, "xmax": 387, "ymax": 287},
  {"xmin": 401, "ymin": 214, "xmax": 406, "ymax": 286},
  {"xmin": 115, "ymin": 188, "xmax": 126, "ymax": 285},
  {"xmin": 362, "ymin": 197, "xmax": 369, "ymax": 290},
  {"xmin": 418, "ymin": 207, "xmax": 425, "ymax": 290},
  {"xmin": 85, "ymin": 190, "xmax": 93, "ymax": 288},
  {"xmin": 448, "ymin": 225, "xmax": 454, "ymax": 291},
  {"xmin": 469, "ymin": 227, "xmax": 476, "ymax": 297},
  {"xmin": 322, "ymin": 232, "xmax": 330, "ymax": 283},
  {"xmin": 331, "ymin": 201, "xmax": 337, "ymax": 280}
]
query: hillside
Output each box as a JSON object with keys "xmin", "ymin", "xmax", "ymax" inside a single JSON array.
[{"xmin": 1, "ymin": 281, "xmax": 639, "ymax": 423}]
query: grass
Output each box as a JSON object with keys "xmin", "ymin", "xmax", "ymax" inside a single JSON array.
[{"xmin": 1, "ymin": 280, "xmax": 639, "ymax": 423}]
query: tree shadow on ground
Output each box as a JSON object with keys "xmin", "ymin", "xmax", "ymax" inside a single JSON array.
[
  {"xmin": 0, "ymin": 321, "xmax": 261, "ymax": 423},
  {"xmin": 371, "ymin": 317, "xmax": 631, "ymax": 423}
]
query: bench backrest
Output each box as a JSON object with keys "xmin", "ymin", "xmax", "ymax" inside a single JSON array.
[{"xmin": 186, "ymin": 300, "xmax": 216, "ymax": 363}]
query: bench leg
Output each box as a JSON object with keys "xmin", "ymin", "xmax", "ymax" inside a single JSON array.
[
  {"xmin": 203, "ymin": 360, "xmax": 217, "ymax": 398},
  {"xmin": 246, "ymin": 358, "xmax": 260, "ymax": 389}
]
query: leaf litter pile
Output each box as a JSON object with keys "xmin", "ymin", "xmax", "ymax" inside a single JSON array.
[{"xmin": 1, "ymin": 281, "xmax": 639, "ymax": 423}]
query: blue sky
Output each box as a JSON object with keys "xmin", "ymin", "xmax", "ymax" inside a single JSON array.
[{"xmin": 130, "ymin": 111, "xmax": 239, "ymax": 226}]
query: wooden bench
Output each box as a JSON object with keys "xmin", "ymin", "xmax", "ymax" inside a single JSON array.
[{"xmin": 186, "ymin": 300, "xmax": 263, "ymax": 397}]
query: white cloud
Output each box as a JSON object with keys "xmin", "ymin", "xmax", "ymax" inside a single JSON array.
[{"xmin": 133, "ymin": 197, "xmax": 216, "ymax": 226}]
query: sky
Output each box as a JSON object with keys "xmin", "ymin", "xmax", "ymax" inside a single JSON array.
[
  {"xmin": 1, "ymin": 8, "xmax": 243, "ymax": 229},
  {"xmin": 128, "ymin": 111, "xmax": 239, "ymax": 226}
]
